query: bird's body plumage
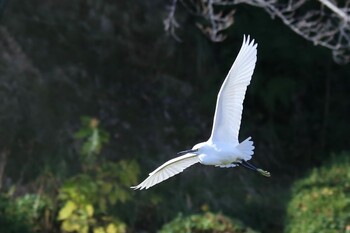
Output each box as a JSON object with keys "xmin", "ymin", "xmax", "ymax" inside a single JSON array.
[
  {"xmin": 196, "ymin": 141, "xmax": 241, "ymax": 166},
  {"xmin": 131, "ymin": 35, "xmax": 267, "ymax": 191},
  {"xmin": 198, "ymin": 138, "xmax": 253, "ymax": 166}
]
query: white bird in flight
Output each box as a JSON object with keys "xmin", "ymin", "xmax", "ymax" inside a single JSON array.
[{"xmin": 132, "ymin": 35, "xmax": 270, "ymax": 190}]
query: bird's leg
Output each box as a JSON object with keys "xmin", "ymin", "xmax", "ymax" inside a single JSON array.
[
  {"xmin": 241, "ymin": 160, "xmax": 271, "ymax": 177},
  {"xmin": 234, "ymin": 161, "xmax": 256, "ymax": 172},
  {"xmin": 241, "ymin": 160, "xmax": 257, "ymax": 170}
]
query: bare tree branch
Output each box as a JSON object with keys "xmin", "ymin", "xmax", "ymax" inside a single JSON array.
[
  {"xmin": 164, "ymin": 0, "xmax": 350, "ymax": 64},
  {"xmin": 318, "ymin": 0, "xmax": 349, "ymax": 22},
  {"xmin": 164, "ymin": 0, "xmax": 182, "ymax": 42}
]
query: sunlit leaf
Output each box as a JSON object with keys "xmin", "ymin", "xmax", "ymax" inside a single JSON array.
[
  {"xmin": 116, "ymin": 223, "xmax": 126, "ymax": 233},
  {"xmin": 93, "ymin": 227, "xmax": 105, "ymax": 233},
  {"xmin": 86, "ymin": 204, "xmax": 94, "ymax": 217},
  {"xmin": 62, "ymin": 220, "xmax": 75, "ymax": 232},
  {"xmin": 106, "ymin": 223, "xmax": 117, "ymax": 233},
  {"xmin": 58, "ymin": 201, "xmax": 77, "ymax": 220},
  {"xmin": 81, "ymin": 225, "xmax": 89, "ymax": 233},
  {"xmin": 61, "ymin": 217, "xmax": 81, "ymax": 232}
]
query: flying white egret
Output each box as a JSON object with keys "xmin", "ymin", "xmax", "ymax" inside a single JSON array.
[{"xmin": 131, "ymin": 35, "xmax": 270, "ymax": 190}]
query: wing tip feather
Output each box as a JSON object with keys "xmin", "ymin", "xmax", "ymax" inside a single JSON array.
[{"xmin": 242, "ymin": 34, "xmax": 257, "ymax": 49}]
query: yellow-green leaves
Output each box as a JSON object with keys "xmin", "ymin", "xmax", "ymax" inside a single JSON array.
[
  {"xmin": 286, "ymin": 153, "xmax": 350, "ymax": 233},
  {"xmin": 86, "ymin": 204, "xmax": 94, "ymax": 217},
  {"xmin": 57, "ymin": 117, "xmax": 139, "ymax": 233},
  {"xmin": 58, "ymin": 200, "xmax": 94, "ymax": 233},
  {"xmin": 57, "ymin": 160, "xmax": 139, "ymax": 233},
  {"xmin": 159, "ymin": 212, "xmax": 259, "ymax": 233},
  {"xmin": 106, "ymin": 223, "xmax": 118, "ymax": 233},
  {"xmin": 58, "ymin": 200, "xmax": 76, "ymax": 220},
  {"xmin": 93, "ymin": 223, "xmax": 126, "ymax": 233}
]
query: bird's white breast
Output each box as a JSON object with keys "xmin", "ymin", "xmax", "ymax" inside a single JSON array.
[{"xmin": 198, "ymin": 142, "xmax": 241, "ymax": 166}]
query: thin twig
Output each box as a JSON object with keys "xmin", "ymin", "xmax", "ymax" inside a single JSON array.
[{"xmin": 167, "ymin": 0, "xmax": 350, "ymax": 64}]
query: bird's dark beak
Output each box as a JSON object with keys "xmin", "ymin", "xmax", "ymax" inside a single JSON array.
[{"xmin": 177, "ymin": 149, "xmax": 198, "ymax": 155}]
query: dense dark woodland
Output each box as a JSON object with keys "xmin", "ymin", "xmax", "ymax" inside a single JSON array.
[{"xmin": 0, "ymin": 1, "xmax": 349, "ymax": 233}]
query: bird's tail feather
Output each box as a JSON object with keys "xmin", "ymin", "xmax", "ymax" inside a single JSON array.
[{"xmin": 236, "ymin": 137, "xmax": 254, "ymax": 160}]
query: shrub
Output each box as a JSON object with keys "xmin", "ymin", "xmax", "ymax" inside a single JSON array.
[
  {"xmin": 0, "ymin": 193, "xmax": 52, "ymax": 233},
  {"xmin": 159, "ymin": 211, "xmax": 259, "ymax": 233},
  {"xmin": 57, "ymin": 117, "xmax": 139, "ymax": 233},
  {"xmin": 285, "ymin": 152, "xmax": 350, "ymax": 233}
]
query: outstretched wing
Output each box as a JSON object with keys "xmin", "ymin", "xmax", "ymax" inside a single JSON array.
[
  {"xmin": 131, "ymin": 153, "xmax": 199, "ymax": 190},
  {"xmin": 210, "ymin": 35, "xmax": 257, "ymax": 145}
]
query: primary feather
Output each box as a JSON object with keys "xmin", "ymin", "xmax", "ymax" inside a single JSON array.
[
  {"xmin": 131, "ymin": 153, "xmax": 199, "ymax": 190},
  {"xmin": 210, "ymin": 35, "xmax": 257, "ymax": 145}
]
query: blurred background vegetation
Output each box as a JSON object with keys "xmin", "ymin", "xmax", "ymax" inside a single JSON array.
[{"xmin": 0, "ymin": 0, "xmax": 349, "ymax": 233}]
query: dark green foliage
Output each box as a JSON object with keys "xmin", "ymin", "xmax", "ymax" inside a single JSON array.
[
  {"xmin": 0, "ymin": 193, "xmax": 52, "ymax": 233},
  {"xmin": 74, "ymin": 117, "xmax": 109, "ymax": 165},
  {"xmin": 285, "ymin": 152, "xmax": 350, "ymax": 233},
  {"xmin": 159, "ymin": 212, "xmax": 259, "ymax": 233},
  {"xmin": 0, "ymin": 195, "xmax": 32, "ymax": 233}
]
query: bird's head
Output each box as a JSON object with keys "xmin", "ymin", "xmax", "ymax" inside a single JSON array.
[{"xmin": 177, "ymin": 142, "xmax": 205, "ymax": 156}]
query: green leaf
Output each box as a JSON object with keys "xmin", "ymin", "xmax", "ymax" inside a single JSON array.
[
  {"xmin": 101, "ymin": 183, "xmax": 113, "ymax": 194},
  {"xmin": 62, "ymin": 220, "xmax": 79, "ymax": 232},
  {"xmin": 108, "ymin": 193, "xmax": 118, "ymax": 205},
  {"xmin": 80, "ymin": 225, "xmax": 89, "ymax": 233},
  {"xmin": 93, "ymin": 227, "xmax": 105, "ymax": 233},
  {"xmin": 106, "ymin": 223, "xmax": 117, "ymax": 233},
  {"xmin": 74, "ymin": 128, "xmax": 92, "ymax": 139},
  {"xmin": 86, "ymin": 204, "xmax": 94, "ymax": 217},
  {"xmin": 80, "ymin": 116, "xmax": 93, "ymax": 126},
  {"xmin": 99, "ymin": 198, "xmax": 107, "ymax": 212},
  {"xmin": 58, "ymin": 200, "xmax": 77, "ymax": 220}
]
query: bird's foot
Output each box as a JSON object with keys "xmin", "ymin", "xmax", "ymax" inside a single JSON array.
[
  {"xmin": 241, "ymin": 160, "xmax": 271, "ymax": 178},
  {"xmin": 257, "ymin": 168, "xmax": 271, "ymax": 177}
]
